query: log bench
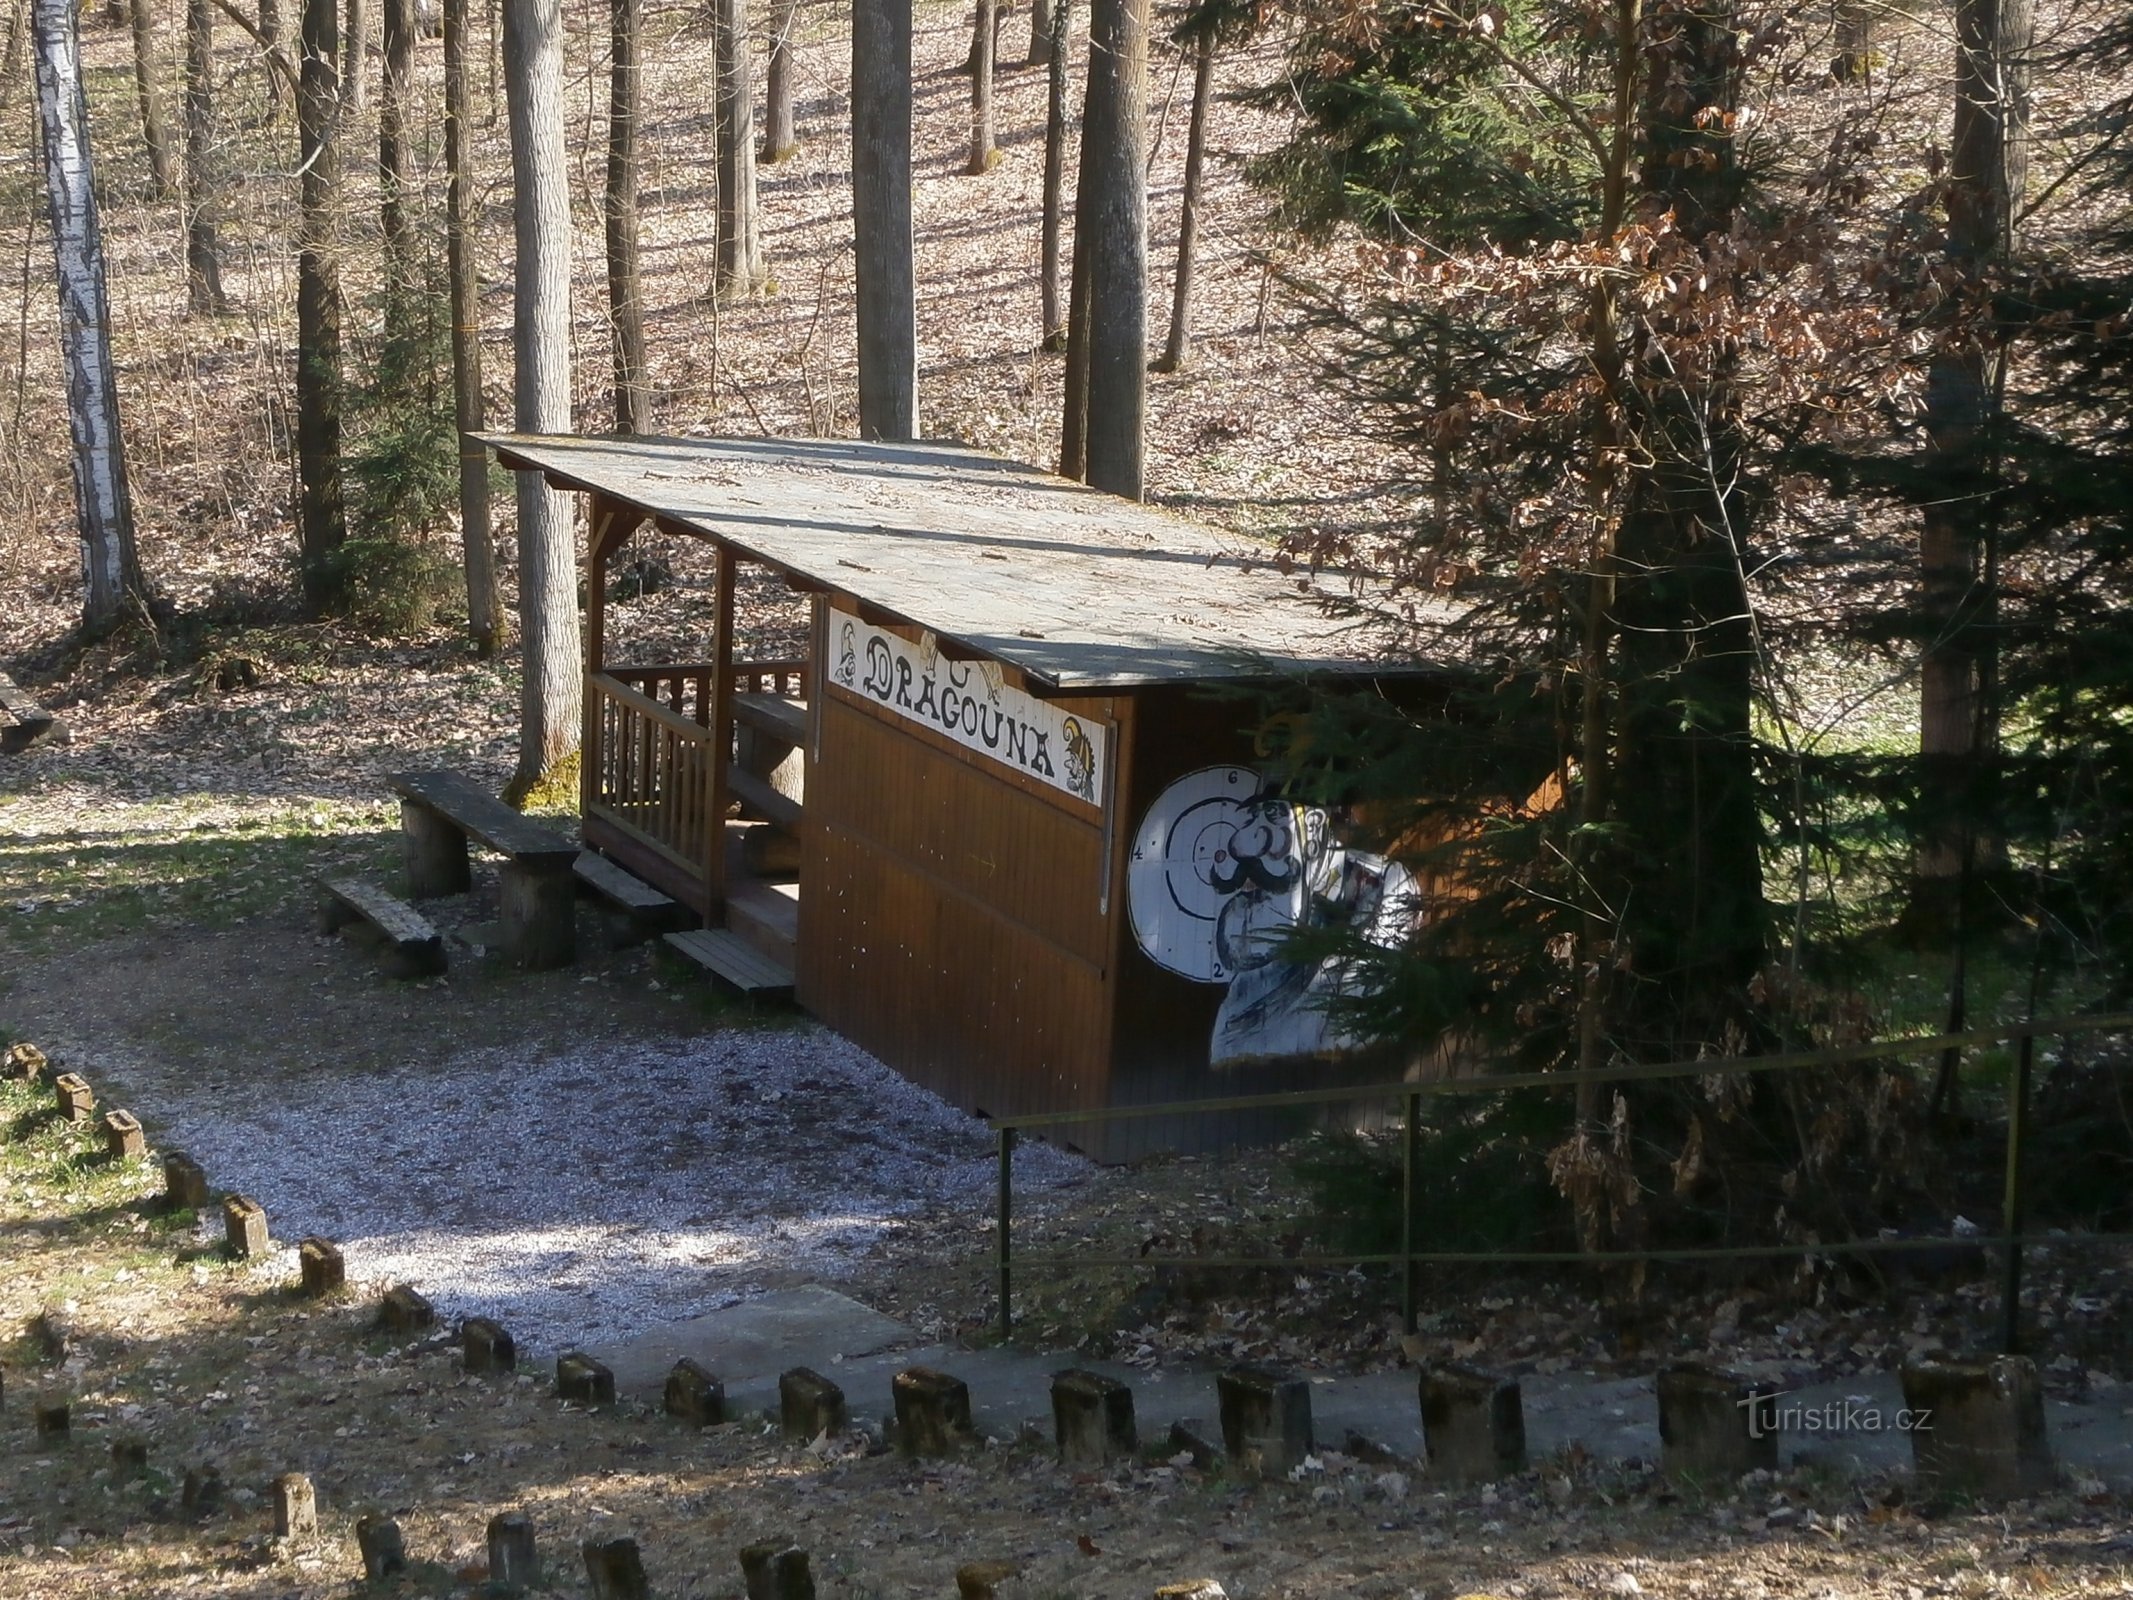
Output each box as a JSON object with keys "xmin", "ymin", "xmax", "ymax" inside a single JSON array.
[
  {"xmin": 386, "ymin": 770, "xmax": 580, "ymax": 970},
  {"xmin": 0, "ymin": 671, "xmax": 62, "ymax": 755},
  {"xmin": 318, "ymin": 877, "xmax": 448, "ymax": 978}
]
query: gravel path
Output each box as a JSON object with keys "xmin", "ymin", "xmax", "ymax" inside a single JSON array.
[{"xmin": 90, "ymin": 1026, "xmax": 1089, "ymax": 1355}]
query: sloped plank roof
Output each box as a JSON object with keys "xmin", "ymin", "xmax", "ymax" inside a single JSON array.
[{"xmin": 482, "ymin": 431, "xmax": 1413, "ymax": 690}]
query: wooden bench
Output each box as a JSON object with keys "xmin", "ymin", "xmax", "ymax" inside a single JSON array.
[
  {"xmin": 318, "ymin": 877, "xmax": 447, "ymax": 979},
  {"xmin": 387, "ymin": 770, "xmax": 581, "ymax": 970},
  {"xmin": 574, "ymin": 849, "xmax": 691, "ymax": 946},
  {"xmin": 0, "ymin": 671, "xmax": 62, "ymax": 755}
]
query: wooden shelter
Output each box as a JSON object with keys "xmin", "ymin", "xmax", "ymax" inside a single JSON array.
[{"xmin": 486, "ymin": 433, "xmax": 1437, "ymax": 1156}]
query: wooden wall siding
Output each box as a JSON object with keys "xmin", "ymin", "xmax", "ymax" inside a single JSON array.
[
  {"xmin": 799, "ymin": 684, "xmax": 1124, "ymax": 1121},
  {"xmin": 813, "ymin": 692, "xmax": 1113, "ymax": 965}
]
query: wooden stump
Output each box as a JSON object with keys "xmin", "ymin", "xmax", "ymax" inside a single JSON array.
[
  {"xmin": 1, "ymin": 1041, "xmax": 47, "ymax": 1081},
  {"xmin": 1217, "ymin": 1366, "xmax": 1312, "ymax": 1478},
  {"xmin": 1656, "ymin": 1364, "xmax": 1779, "ymax": 1480},
  {"xmin": 402, "ymin": 801, "xmax": 472, "ymax": 897},
  {"xmin": 53, "ymin": 1072, "xmax": 94, "ymax": 1122},
  {"xmin": 779, "ymin": 1367, "xmax": 847, "ymax": 1439},
  {"xmin": 583, "ymin": 1535, "xmax": 650, "ymax": 1599},
  {"xmin": 181, "ymin": 1465, "xmax": 224, "ymax": 1520},
  {"xmin": 1419, "ymin": 1363, "xmax": 1527, "ymax": 1483},
  {"xmin": 1051, "ymin": 1368, "xmax": 1137, "ymax": 1465},
  {"xmin": 379, "ymin": 1284, "xmax": 435, "ymax": 1333},
  {"xmin": 557, "ymin": 1352, "xmax": 617, "ymax": 1406},
  {"xmin": 223, "ymin": 1194, "xmax": 269, "ymax": 1259},
  {"xmin": 298, "ymin": 1238, "xmax": 345, "ymax": 1298},
  {"xmin": 463, "ymin": 1316, "xmax": 517, "ymax": 1375},
  {"xmin": 162, "ymin": 1151, "xmax": 210, "ymax": 1212},
  {"xmin": 488, "ymin": 1512, "xmax": 542, "ymax": 1592},
  {"xmin": 1901, "ymin": 1356, "xmax": 2055, "ymax": 1499},
  {"xmin": 274, "ymin": 1472, "xmax": 318, "ymax": 1537},
  {"xmin": 357, "ymin": 1513, "xmax": 408, "ymax": 1581},
  {"xmin": 101, "ymin": 1108, "xmax": 146, "ymax": 1160},
  {"xmin": 665, "ymin": 1357, "xmax": 726, "ymax": 1426},
  {"xmin": 892, "ymin": 1366, "xmax": 974, "ymax": 1456},
  {"xmin": 741, "ymin": 1539, "xmax": 816, "ymax": 1600},
  {"xmin": 499, "ymin": 860, "xmax": 577, "ymax": 970},
  {"xmin": 33, "ymin": 1400, "xmax": 70, "ymax": 1437}
]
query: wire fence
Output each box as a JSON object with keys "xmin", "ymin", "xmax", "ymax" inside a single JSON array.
[{"xmin": 989, "ymin": 1010, "xmax": 2133, "ymax": 1348}]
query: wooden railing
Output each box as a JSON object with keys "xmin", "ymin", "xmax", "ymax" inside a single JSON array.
[{"xmin": 586, "ymin": 661, "xmax": 811, "ymax": 902}]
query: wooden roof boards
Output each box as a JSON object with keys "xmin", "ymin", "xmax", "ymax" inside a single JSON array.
[{"xmin": 481, "ymin": 431, "xmax": 1411, "ymax": 690}]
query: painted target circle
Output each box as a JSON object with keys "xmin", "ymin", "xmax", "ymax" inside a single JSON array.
[{"xmin": 1128, "ymin": 765, "xmax": 1305, "ymax": 983}]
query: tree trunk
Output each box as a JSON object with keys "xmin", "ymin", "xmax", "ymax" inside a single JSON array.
[
  {"xmin": 1076, "ymin": 0, "xmax": 1146, "ymax": 499},
  {"xmin": 342, "ymin": 0, "xmax": 364, "ymax": 110},
  {"xmin": 967, "ymin": 0, "xmax": 994, "ymax": 173},
  {"xmin": 852, "ymin": 0, "xmax": 915, "ymax": 437},
  {"xmin": 295, "ymin": 0, "xmax": 345, "ymax": 609},
  {"xmin": 761, "ymin": 0, "xmax": 795, "ymax": 162},
  {"xmin": 1037, "ymin": 0, "xmax": 1068, "ymax": 349},
  {"xmin": 1832, "ymin": 2, "xmax": 1872, "ymax": 81},
  {"xmin": 257, "ymin": 0, "xmax": 285, "ymax": 117},
  {"xmin": 378, "ymin": 0, "xmax": 413, "ymax": 290},
  {"xmin": 1025, "ymin": 0, "xmax": 1049, "ymax": 67},
  {"xmin": 2, "ymin": 0, "xmax": 29, "ymax": 113},
  {"xmin": 1059, "ymin": 57, "xmax": 1095, "ymax": 475},
  {"xmin": 183, "ymin": 0, "xmax": 229, "ymax": 311},
  {"xmin": 1606, "ymin": 0, "xmax": 1761, "ymax": 1040},
  {"xmin": 32, "ymin": 0, "xmax": 146, "ymax": 635},
  {"xmin": 502, "ymin": 0, "xmax": 581, "ymax": 799},
  {"xmin": 713, "ymin": 0, "xmax": 766, "ymax": 292},
  {"xmin": 1913, "ymin": 0, "xmax": 2031, "ymax": 910},
  {"xmin": 605, "ymin": 0, "xmax": 648, "ymax": 430},
  {"xmin": 444, "ymin": 0, "xmax": 500, "ymax": 653},
  {"xmin": 1153, "ymin": 25, "xmax": 1211, "ymax": 373},
  {"xmin": 128, "ymin": 0, "xmax": 175, "ymax": 197}
]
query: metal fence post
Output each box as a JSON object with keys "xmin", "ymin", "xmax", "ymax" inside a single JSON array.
[
  {"xmin": 1401, "ymin": 1090, "xmax": 1421, "ymax": 1334},
  {"xmin": 1999, "ymin": 1024, "xmax": 2037, "ymax": 1353},
  {"xmin": 997, "ymin": 1125, "xmax": 1016, "ymax": 1342}
]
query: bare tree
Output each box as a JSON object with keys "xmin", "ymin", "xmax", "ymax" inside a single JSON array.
[
  {"xmin": 183, "ymin": 0, "xmax": 229, "ymax": 310},
  {"xmin": 296, "ymin": 0, "xmax": 345, "ymax": 607},
  {"xmin": 1, "ymin": 0, "xmax": 29, "ymax": 112},
  {"xmin": 605, "ymin": 0, "xmax": 648, "ymax": 430},
  {"xmin": 32, "ymin": 0, "xmax": 146, "ymax": 633},
  {"xmin": 761, "ymin": 0, "xmax": 797, "ymax": 162},
  {"xmin": 713, "ymin": 0, "xmax": 766, "ymax": 291},
  {"xmin": 967, "ymin": 0, "xmax": 996, "ymax": 174},
  {"xmin": 444, "ymin": 0, "xmax": 500, "ymax": 652},
  {"xmin": 378, "ymin": 0, "xmax": 414, "ymax": 287},
  {"xmin": 257, "ymin": 0, "xmax": 287, "ymax": 116},
  {"xmin": 1065, "ymin": 0, "xmax": 1146, "ymax": 498},
  {"xmin": 128, "ymin": 0, "xmax": 175, "ymax": 196},
  {"xmin": 1026, "ymin": 0, "xmax": 1049, "ymax": 67},
  {"xmin": 342, "ymin": 0, "xmax": 365, "ymax": 110},
  {"xmin": 1153, "ymin": 21, "xmax": 1212, "ymax": 373},
  {"xmin": 1037, "ymin": 0, "xmax": 1069, "ymax": 349},
  {"xmin": 852, "ymin": 0, "xmax": 915, "ymax": 436},
  {"xmin": 502, "ymin": 0, "xmax": 581, "ymax": 800}
]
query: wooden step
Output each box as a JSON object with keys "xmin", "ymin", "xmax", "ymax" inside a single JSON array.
[
  {"xmin": 733, "ymin": 692, "xmax": 807, "ymax": 747},
  {"xmin": 726, "ymin": 879, "xmax": 799, "ymax": 967},
  {"xmin": 663, "ymin": 929, "xmax": 795, "ymax": 999},
  {"xmin": 727, "ymin": 764, "xmax": 803, "ymax": 830},
  {"xmin": 573, "ymin": 849, "xmax": 691, "ymax": 943},
  {"xmin": 318, "ymin": 877, "xmax": 447, "ymax": 979}
]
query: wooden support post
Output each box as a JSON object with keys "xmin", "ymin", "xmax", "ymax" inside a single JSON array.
[
  {"xmin": 707, "ymin": 544, "xmax": 738, "ymax": 915},
  {"xmin": 402, "ymin": 801, "xmax": 472, "ymax": 897}
]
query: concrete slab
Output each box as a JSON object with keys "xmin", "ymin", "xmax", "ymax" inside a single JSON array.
[{"xmin": 602, "ymin": 1286, "xmax": 2133, "ymax": 1486}]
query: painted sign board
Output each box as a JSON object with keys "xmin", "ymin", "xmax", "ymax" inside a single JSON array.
[
  {"xmin": 1126, "ymin": 764, "xmax": 1422, "ymax": 1068},
  {"xmin": 827, "ymin": 608, "xmax": 1106, "ymax": 806}
]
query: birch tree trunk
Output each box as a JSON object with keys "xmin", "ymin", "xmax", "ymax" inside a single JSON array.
[
  {"xmin": 378, "ymin": 0, "xmax": 413, "ymax": 290},
  {"xmin": 761, "ymin": 0, "xmax": 796, "ymax": 162},
  {"xmin": 852, "ymin": 0, "xmax": 915, "ymax": 437},
  {"xmin": 713, "ymin": 0, "xmax": 766, "ymax": 291},
  {"xmin": 1037, "ymin": 0, "xmax": 1069, "ymax": 349},
  {"xmin": 605, "ymin": 0, "xmax": 648, "ymax": 430},
  {"xmin": 183, "ymin": 0, "xmax": 229, "ymax": 311},
  {"xmin": 503, "ymin": 0, "xmax": 581, "ymax": 799},
  {"xmin": 1076, "ymin": 0, "xmax": 1146, "ymax": 499},
  {"xmin": 1153, "ymin": 25, "xmax": 1211, "ymax": 373},
  {"xmin": 444, "ymin": 0, "xmax": 500, "ymax": 652},
  {"xmin": 32, "ymin": 0, "xmax": 146, "ymax": 634},
  {"xmin": 128, "ymin": 0, "xmax": 175, "ymax": 196},
  {"xmin": 966, "ymin": 0, "xmax": 995, "ymax": 174},
  {"xmin": 295, "ymin": 0, "xmax": 345, "ymax": 607}
]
